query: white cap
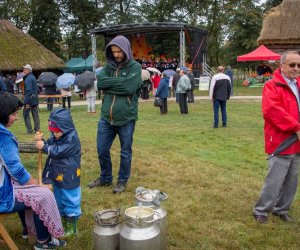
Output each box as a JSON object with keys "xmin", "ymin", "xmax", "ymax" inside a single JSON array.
[{"xmin": 23, "ymin": 64, "xmax": 32, "ymax": 72}]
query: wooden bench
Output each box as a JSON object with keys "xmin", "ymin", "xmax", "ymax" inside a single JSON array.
[
  {"xmin": 38, "ymin": 94, "xmax": 63, "ymax": 106},
  {"xmin": 0, "ymin": 213, "xmax": 19, "ymax": 250}
]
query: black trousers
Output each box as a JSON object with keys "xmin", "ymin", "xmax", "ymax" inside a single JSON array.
[
  {"xmin": 23, "ymin": 105, "xmax": 40, "ymax": 133},
  {"xmin": 188, "ymin": 90, "xmax": 194, "ymax": 102},
  {"xmin": 141, "ymin": 87, "xmax": 149, "ymax": 100},
  {"xmin": 62, "ymin": 96, "xmax": 71, "ymax": 109},
  {"xmin": 159, "ymin": 98, "xmax": 168, "ymax": 114},
  {"xmin": 179, "ymin": 93, "xmax": 188, "ymax": 114}
]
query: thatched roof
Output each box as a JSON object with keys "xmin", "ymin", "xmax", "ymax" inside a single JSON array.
[
  {"xmin": 257, "ymin": 0, "xmax": 300, "ymax": 45},
  {"xmin": 0, "ymin": 19, "xmax": 65, "ymax": 72}
]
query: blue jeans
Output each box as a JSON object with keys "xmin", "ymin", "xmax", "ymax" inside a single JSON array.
[
  {"xmin": 213, "ymin": 99, "xmax": 227, "ymax": 127},
  {"xmin": 11, "ymin": 200, "xmax": 50, "ymax": 241},
  {"xmin": 97, "ymin": 118, "xmax": 135, "ymax": 184}
]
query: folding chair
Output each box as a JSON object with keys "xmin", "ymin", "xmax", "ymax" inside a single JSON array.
[{"xmin": 0, "ymin": 213, "xmax": 19, "ymax": 250}]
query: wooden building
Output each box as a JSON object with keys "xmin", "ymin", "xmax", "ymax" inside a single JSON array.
[
  {"xmin": 257, "ymin": 0, "xmax": 300, "ymax": 53},
  {"xmin": 0, "ymin": 19, "xmax": 65, "ymax": 73}
]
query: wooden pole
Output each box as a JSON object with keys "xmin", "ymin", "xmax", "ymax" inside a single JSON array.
[
  {"xmin": 36, "ymin": 130, "xmax": 43, "ymax": 184},
  {"xmin": 38, "ymin": 149, "xmax": 42, "ymax": 184}
]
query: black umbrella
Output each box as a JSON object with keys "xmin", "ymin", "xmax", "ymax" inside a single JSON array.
[
  {"xmin": 77, "ymin": 71, "xmax": 95, "ymax": 90},
  {"xmin": 268, "ymin": 133, "xmax": 298, "ymax": 160},
  {"xmin": 38, "ymin": 72, "xmax": 57, "ymax": 86}
]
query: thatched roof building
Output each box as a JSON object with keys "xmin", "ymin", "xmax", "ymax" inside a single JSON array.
[
  {"xmin": 0, "ymin": 19, "xmax": 65, "ymax": 72},
  {"xmin": 257, "ymin": 0, "xmax": 300, "ymax": 53}
]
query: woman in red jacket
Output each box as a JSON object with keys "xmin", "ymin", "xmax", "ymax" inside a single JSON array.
[{"xmin": 151, "ymin": 72, "xmax": 161, "ymax": 96}]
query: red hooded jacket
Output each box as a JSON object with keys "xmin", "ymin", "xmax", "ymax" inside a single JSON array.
[{"xmin": 262, "ymin": 68, "xmax": 300, "ymax": 154}]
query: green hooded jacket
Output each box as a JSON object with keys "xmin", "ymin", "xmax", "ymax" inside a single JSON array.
[{"xmin": 97, "ymin": 36, "xmax": 142, "ymax": 126}]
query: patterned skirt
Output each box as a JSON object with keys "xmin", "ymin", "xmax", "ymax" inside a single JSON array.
[{"xmin": 14, "ymin": 183, "xmax": 64, "ymax": 238}]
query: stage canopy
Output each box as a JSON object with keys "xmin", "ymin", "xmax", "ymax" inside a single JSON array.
[
  {"xmin": 237, "ymin": 45, "xmax": 281, "ymax": 61},
  {"xmin": 90, "ymin": 22, "xmax": 208, "ymax": 73}
]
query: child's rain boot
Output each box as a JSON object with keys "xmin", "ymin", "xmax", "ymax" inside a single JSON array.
[
  {"xmin": 61, "ymin": 216, "xmax": 66, "ymax": 230},
  {"xmin": 64, "ymin": 217, "xmax": 79, "ymax": 236}
]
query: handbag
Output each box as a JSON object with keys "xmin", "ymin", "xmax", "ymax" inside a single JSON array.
[{"xmin": 154, "ymin": 97, "xmax": 162, "ymax": 107}]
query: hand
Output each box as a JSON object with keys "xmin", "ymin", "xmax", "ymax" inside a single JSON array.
[
  {"xmin": 36, "ymin": 141, "xmax": 44, "ymax": 150},
  {"xmin": 35, "ymin": 131, "xmax": 43, "ymax": 141}
]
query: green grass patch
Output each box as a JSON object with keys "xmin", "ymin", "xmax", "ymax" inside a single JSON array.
[{"xmin": 5, "ymin": 96, "xmax": 300, "ymax": 249}]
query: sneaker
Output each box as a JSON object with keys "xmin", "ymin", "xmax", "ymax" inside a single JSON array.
[
  {"xmin": 87, "ymin": 177, "xmax": 112, "ymax": 189},
  {"xmin": 254, "ymin": 214, "xmax": 268, "ymax": 224},
  {"xmin": 22, "ymin": 228, "xmax": 28, "ymax": 239},
  {"xmin": 113, "ymin": 181, "xmax": 126, "ymax": 194},
  {"xmin": 34, "ymin": 237, "xmax": 66, "ymax": 250}
]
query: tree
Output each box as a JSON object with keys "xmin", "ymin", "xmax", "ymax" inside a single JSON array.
[
  {"xmin": 57, "ymin": 0, "xmax": 105, "ymax": 59},
  {"xmin": 28, "ymin": 0, "xmax": 62, "ymax": 56},
  {"xmin": 0, "ymin": 0, "xmax": 31, "ymax": 30},
  {"xmin": 103, "ymin": 0, "xmax": 141, "ymax": 24},
  {"xmin": 263, "ymin": 0, "xmax": 283, "ymax": 12},
  {"xmin": 221, "ymin": 0, "xmax": 263, "ymax": 68}
]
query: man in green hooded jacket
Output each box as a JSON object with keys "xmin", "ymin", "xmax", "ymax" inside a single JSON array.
[{"xmin": 88, "ymin": 35, "xmax": 142, "ymax": 193}]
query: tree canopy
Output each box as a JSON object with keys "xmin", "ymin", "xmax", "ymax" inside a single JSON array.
[{"xmin": 0, "ymin": 0, "xmax": 283, "ymax": 67}]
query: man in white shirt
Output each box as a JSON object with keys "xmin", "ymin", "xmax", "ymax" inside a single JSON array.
[{"xmin": 209, "ymin": 66, "xmax": 231, "ymax": 128}]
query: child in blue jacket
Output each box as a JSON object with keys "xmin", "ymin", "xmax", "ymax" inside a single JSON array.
[{"xmin": 36, "ymin": 108, "xmax": 81, "ymax": 236}]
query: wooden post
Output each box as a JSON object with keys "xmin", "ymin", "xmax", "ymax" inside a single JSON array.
[
  {"xmin": 36, "ymin": 131, "xmax": 43, "ymax": 184},
  {"xmin": 38, "ymin": 149, "xmax": 42, "ymax": 185}
]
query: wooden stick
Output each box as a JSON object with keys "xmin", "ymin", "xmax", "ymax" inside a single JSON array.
[
  {"xmin": 38, "ymin": 149, "xmax": 42, "ymax": 184},
  {"xmin": 36, "ymin": 130, "xmax": 43, "ymax": 184}
]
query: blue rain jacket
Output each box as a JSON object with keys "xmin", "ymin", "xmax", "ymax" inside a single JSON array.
[
  {"xmin": 42, "ymin": 108, "xmax": 81, "ymax": 189},
  {"xmin": 0, "ymin": 124, "xmax": 31, "ymax": 212}
]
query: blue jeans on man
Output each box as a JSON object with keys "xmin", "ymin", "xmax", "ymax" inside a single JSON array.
[
  {"xmin": 213, "ymin": 99, "xmax": 227, "ymax": 128},
  {"xmin": 97, "ymin": 118, "xmax": 135, "ymax": 184}
]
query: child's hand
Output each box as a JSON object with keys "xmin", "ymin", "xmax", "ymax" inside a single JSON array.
[
  {"xmin": 36, "ymin": 141, "xmax": 44, "ymax": 150},
  {"xmin": 35, "ymin": 132, "xmax": 43, "ymax": 141}
]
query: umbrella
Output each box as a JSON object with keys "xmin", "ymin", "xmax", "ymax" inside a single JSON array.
[
  {"xmin": 268, "ymin": 134, "xmax": 298, "ymax": 160},
  {"xmin": 15, "ymin": 72, "xmax": 24, "ymax": 83},
  {"xmin": 77, "ymin": 71, "xmax": 95, "ymax": 90},
  {"xmin": 162, "ymin": 69, "xmax": 176, "ymax": 77},
  {"xmin": 56, "ymin": 73, "xmax": 75, "ymax": 89},
  {"xmin": 180, "ymin": 66, "xmax": 189, "ymax": 72},
  {"xmin": 38, "ymin": 72, "xmax": 57, "ymax": 86},
  {"xmin": 95, "ymin": 67, "xmax": 103, "ymax": 76},
  {"xmin": 146, "ymin": 67, "xmax": 161, "ymax": 75},
  {"xmin": 142, "ymin": 69, "xmax": 151, "ymax": 81}
]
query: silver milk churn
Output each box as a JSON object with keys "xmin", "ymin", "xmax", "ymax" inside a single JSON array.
[
  {"xmin": 120, "ymin": 205, "xmax": 160, "ymax": 250},
  {"xmin": 135, "ymin": 187, "xmax": 168, "ymax": 250},
  {"xmin": 93, "ymin": 209, "xmax": 122, "ymax": 250}
]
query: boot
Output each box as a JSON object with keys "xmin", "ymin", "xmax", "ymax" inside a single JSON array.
[
  {"xmin": 64, "ymin": 217, "xmax": 79, "ymax": 236},
  {"xmin": 61, "ymin": 216, "xmax": 67, "ymax": 230}
]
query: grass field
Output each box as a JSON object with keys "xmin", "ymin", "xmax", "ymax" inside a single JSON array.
[{"xmin": 4, "ymin": 87, "xmax": 300, "ymax": 249}]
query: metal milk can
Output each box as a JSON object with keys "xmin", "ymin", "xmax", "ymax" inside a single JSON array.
[
  {"xmin": 93, "ymin": 209, "xmax": 122, "ymax": 250},
  {"xmin": 120, "ymin": 205, "xmax": 160, "ymax": 250},
  {"xmin": 135, "ymin": 187, "xmax": 168, "ymax": 250}
]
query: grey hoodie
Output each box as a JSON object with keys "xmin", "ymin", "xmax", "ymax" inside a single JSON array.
[{"xmin": 105, "ymin": 35, "xmax": 133, "ymax": 66}]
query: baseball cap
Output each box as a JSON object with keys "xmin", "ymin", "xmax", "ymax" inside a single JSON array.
[
  {"xmin": 23, "ymin": 64, "xmax": 32, "ymax": 72},
  {"xmin": 48, "ymin": 121, "xmax": 62, "ymax": 133}
]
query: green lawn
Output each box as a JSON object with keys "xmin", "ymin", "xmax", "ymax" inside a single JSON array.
[{"xmin": 5, "ymin": 92, "xmax": 300, "ymax": 249}]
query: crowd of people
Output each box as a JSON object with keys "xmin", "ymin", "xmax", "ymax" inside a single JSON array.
[{"xmin": 1, "ymin": 33, "xmax": 300, "ymax": 249}]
